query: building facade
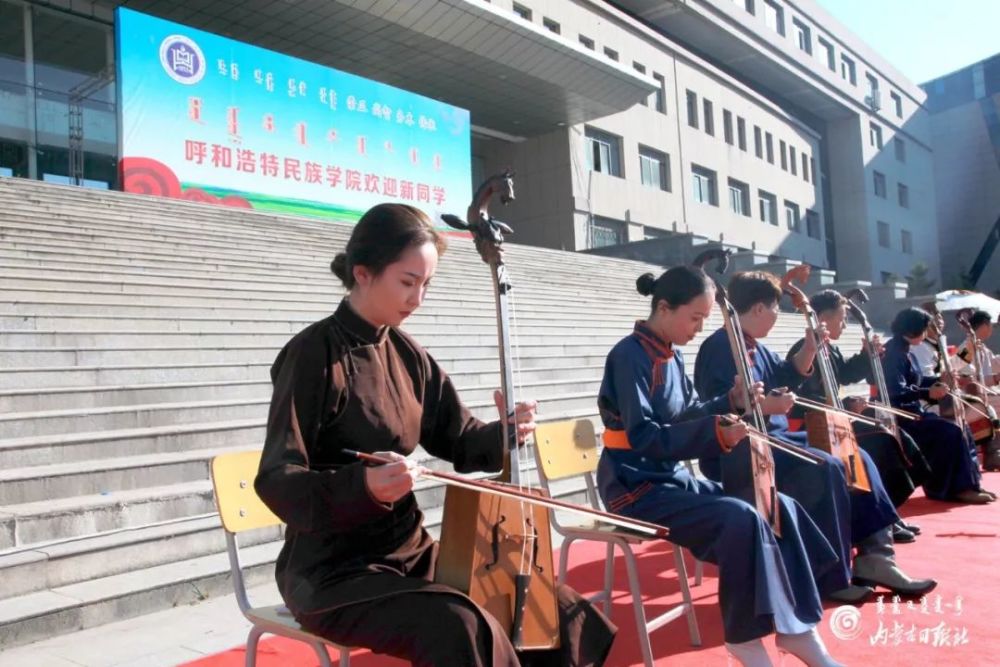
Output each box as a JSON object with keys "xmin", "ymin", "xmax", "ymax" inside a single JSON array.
[
  {"xmin": 0, "ymin": 0, "xmax": 939, "ymax": 285},
  {"xmin": 922, "ymin": 55, "xmax": 1000, "ymax": 295}
]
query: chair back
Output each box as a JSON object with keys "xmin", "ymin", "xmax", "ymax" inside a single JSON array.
[
  {"xmin": 534, "ymin": 419, "xmax": 601, "ymax": 481},
  {"xmin": 211, "ymin": 450, "xmax": 281, "ymax": 534}
]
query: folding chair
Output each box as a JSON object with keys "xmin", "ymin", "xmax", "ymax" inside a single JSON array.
[
  {"xmin": 211, "ymin": 450, "xmax": 351, "ymax": 667},
  {"xmin": 533, "ymin": 419, "xmax": 701, "ymax": 667}
]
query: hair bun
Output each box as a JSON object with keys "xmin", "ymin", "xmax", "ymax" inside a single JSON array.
[
  {"xmin": 331, "ymin": 253, "xmax": 349, "ymax": 282},
  {"xmin": 635, "ymin": 273, "xmax": 657, "ymax": 297}
]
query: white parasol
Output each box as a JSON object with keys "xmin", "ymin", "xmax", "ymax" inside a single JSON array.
[{"xmin": 929, "ymin": 290, "xmax": 1000, "ymax": 320}]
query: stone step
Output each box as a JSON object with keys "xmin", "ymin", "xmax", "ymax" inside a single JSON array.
[
  {"xmin": 0, "ymin": 420, "xmax": 265, "ymax": 468},
  {"xmin": 0, "ymin": 480, "xmax": 217, "ymax": 549},
  {"xmin": 0, "ymin": 472, "xmax": 590, "ymax": 650},
  {"xmin": 0, "ymin": 515, "xmax": 280, "ymax": 600},
  {"xmin": 0, "ymin": 361, "xmax": 603, "ymax": 392},
  {"xmin": 0, "ymin": 446, "xmax": 249, "ymax": 505}
]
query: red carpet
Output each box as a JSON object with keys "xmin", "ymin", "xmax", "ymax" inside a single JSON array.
[{"xmin": 183, "ymin": 474, "xmax": 1000, "ymax": 667}]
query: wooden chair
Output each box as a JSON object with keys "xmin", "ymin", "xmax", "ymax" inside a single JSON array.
[
  {"xmin": 533, "ymin": 420, "xmax": 701, "ymax": 667},
  {"xmin": 210, "ymin": 450, "xmax": 351, "ymax": 667}
]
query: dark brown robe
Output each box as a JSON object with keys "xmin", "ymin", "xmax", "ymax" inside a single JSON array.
[{"xmin": 255, "ymin": 299, "xmax": 616, "ymax": 667}]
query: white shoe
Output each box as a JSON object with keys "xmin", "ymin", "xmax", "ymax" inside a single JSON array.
[
  {"xmin": 775, "ymin": 628, "xmax": 845, "ymax": 667},
  {"xmin": 725, "ymin": 638, "xmax": 774, "ymax": 667}
]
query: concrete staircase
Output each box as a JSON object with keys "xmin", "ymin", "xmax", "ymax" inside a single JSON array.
[{"xmin": 0, "ymin": 176, "xmax": 867, "ymax": 650}]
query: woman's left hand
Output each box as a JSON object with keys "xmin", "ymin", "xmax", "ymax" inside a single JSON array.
[{"xmin": 493, "ymin": 390, "xmax": 538, "ymax": 444}]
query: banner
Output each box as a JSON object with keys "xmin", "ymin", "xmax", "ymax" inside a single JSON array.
[{"xmin": 116, "ymin": 8, "xmax": 471, "ymax": 224}]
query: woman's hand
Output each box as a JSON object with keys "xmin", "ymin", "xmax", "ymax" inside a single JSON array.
[
  {"xmin": 494, "ymin": 390, "xmax": 538, "ymax": 444},
  {"xmin": 718, "ymin": 416, "xmax": 749, "ymax": 452},
  {"xmin": 929, "ymin": 383, "xmax": 950, "ymax": 401},
  {"xmin": 363, "ymin": 451, "xmax": 422, "ymax": 504},
  {"xmin": 728, "ymin": 378, "xmax": 765, "ymax": 412},
  {"xmin": 761, "ymin": 388, "xmax": 796, "ymax": 415}
]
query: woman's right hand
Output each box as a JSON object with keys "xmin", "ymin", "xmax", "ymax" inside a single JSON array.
[
  {"xmin": 363, "ymin": 451, "xmax": 422, "ymax": 504},
  {"xmin": 761, "ymin": 388, "xmax": 795, "ymax": 415},
  {"xmin": 718, "ymin": 416, "xmax": 749, "ymax": 452}
]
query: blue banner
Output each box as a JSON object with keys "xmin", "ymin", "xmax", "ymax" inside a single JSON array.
[{"xmin": 116, "ymin": 8, "xmax": 471, "ymax": 224}]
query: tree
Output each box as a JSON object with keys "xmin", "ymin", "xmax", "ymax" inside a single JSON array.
[{"xmin": 905, "ymin": 262, "xmax": 936, "ymax": 297}]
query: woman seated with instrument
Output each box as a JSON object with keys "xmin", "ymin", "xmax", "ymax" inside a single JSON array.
[
  {"xmin": 881, "ymin": 307, "xmax": 994, "ymax": 505},
  {"xmin": 955, "ymin": 310, "xmax": 1000, "ymax": 383},
  {"xmin": 693, "ymin": 272, "xmax": 922, "ymax": 603},
  {"xmin": 254, "ymin": 204, "xmax": 616, "ymax": 667},
  {"xmin": 597, "ymin": 265, "xmax": 844, "ymax": 667},
  {"xmin": 954, "ymin": 309, "xmax": 1000, "ymax": 470},
  {"xmin": 785, "ymin": 290, "xmax": 931, "ymax": 541}
]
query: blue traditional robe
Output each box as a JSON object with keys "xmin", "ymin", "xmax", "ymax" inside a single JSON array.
[
  {"xmin": 881, "ymin": 335, "xmax": 981, "ymax": 499},
  {"xmin": 596, "ymin": 322, "xmax": 837, "ymax": 643},
  {"xmin": 693, "ymin": 328, "xmax": 899, "ymax": 595}
]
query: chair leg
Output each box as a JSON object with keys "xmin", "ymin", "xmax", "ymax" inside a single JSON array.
[
  {"xmin": 337, "ymin": 646, "xmax": 351, "ymax": 666},
  {"xmin": 621, "ymin": 545, "xmax": 655, "ymax": 667},
  {"xmin": 557, "ymin": 536, "xmax": 574, "ymax": 586},
  {"xmin": 601, "ymin": 541, "xmax": 615, "ymax": 617},
  {"xmin": 310, "ymin": 642, "xmax": 333, "ymax": 667},
  {"xmin": 674, "ymin": 547, "xmax": 702, "ymax": 647},
  {"xmin": 694, "ymin": 555, "xmax": 704, "ymax": 586},
  {"xmin": 244, "ymin": 626, "xmax": 264, "ymax": 667}
]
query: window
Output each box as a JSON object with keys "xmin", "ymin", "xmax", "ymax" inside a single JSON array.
[
  {"xmin": 579, "ymin": 35, "xmax": 594, "ymax": 50},
  {"xmin": 802, "ymin": 153, "xmax": 809, "ymax": 182},
  {"xmin": 873, "ymin": 171, "xmax": 886, "ymax": 198},
  {"xmin": 894, "ymin": 137, "xmax": 906, "ymax": 162},
  {"xmin": 584, "ymin": 126, "xmax": 623, "ymax": 177},
  {"xmin": 793, "ymin": 18, "xmax": 811, "ymax": 54},
  {"xmin": 590, "ymin": 216, "xmax": 626, "ymax": 248},
  {"xmin": 703, "ymin": 99, "xmax": 715, "ymax": 136},
  {"xmin": 789, "ymin": 146, "xmax": 797, "ymax": 175},
  {"xmin": 728, "ymin": 178, "xmax": 750, "ymax": 217},
  {"xmin": 737, "ymin": 117, "xmax": 747, "ymax": 151},
  {"xmin": 779, "ymin": 140, "xmax": 787, "ymax": 170},
  {"xmin": 652, "ymin": 72, "xmax": 666, "ymax": 113},
  {"xmin": 754, "ymin": 126, "xmax": 763, "ymax": 158},
  {"xmin": 784, "ymin": 201, "xmax": 801, "ymax": 232},
  {"xmin": 806, "ymin": 210, "xmax": 821, "ymax": 239},
  {"xmin": 644, "ymin": 225, "xmax": 670, "ymax": 240},
  {"xmin": 869, "ymin": 122, "xmax": 883, "ymax": 149},
  {"xmin": 765, "ymin": 132, "xmax": 774, "ymax": 164},
  {"xmin": 543, "ymin": 17, "xmax": 560, "ymax": 34},
  {"xmin": 604, "ymin": 46, "xmax": 618, "ymax": 61},
  {"xmin": 691, "ymin": 165, "xmax": 718, "ymax": 206},
  {"xmin": 810, "ymin": 157, "xmax": 817, "ymax": 184},
  {"xmin": 686, "ymin": 90, "xmax": 699, "ymax": 129},
  {"xmin": 898, "ymin": 183, "xmax": 909, "ymax": 208},
  {"xmin": 818, "ymin": 36, "xmax": 835, "ymax": 71},
  {"xmin": 758, "ymin": 190, "xmax": 778, "ymax": 225},
  {"xmin": 901, "ymin": 229, "xmax": 913, "ymax": 254},
  {"xmin": 639, "ymin": 146, "xmax": 670, "ymax": 191},
  {"xmin": 877, "ymin": 220, "xmax": 890, "ymax": 248},
  {"xmin": 865, "ymin": 73, "xmax": 879, "ymax": 98},
  {"xmin": 763, "ymin": 0, "xmax": 785, "ymax": 35},
  {"xmin": 891, "ymin": 91, "xmax": 903, "ymax": 118},
  {"xmin": 513, "ymin": 3, "xmax": 531, "ymax": 20},
  {"xmin": 840, "ymin": 54, "xmax": 856, "ymax": 85},
  {"xmin": 633, "ymin": 63, "xmax": 647, "ymax": 106},
  {"xmin": 723, "ymin": 109, "xmax": 734, "ymax": 145}
]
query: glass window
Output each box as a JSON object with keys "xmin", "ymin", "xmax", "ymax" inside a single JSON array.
[
  {"xmin": 818, "ymin": 36, "xmax": 835, "ymax": 71},
  {"xmin": 793, "ymin": 18, "xmax": 811, "ymax": 54},
  {"xmin": 873, "ymin": 171, "xmax": 887, "ymax": 198},
  {"xmin": 898, "ymin": 183, "xmax": 909, "ymax": 208},
  {"xmin": 763, "ymin": 0, "xmax": 784, "ymax": 35},
  {"xmin": 0, "ymin": 0, "xmax": 26, "ymax": 86},
  {"xmin": 840, "ymin": 54, "xmax": 856, "ymax": 85},
  {"xmin": 590, "ymin": 216, "xmax": 626, "ymax": 248},
  {"xmin": 542, "ymin": 17, "xmax": 560, "ymax": 34},
  {"xmin": 891, "ymin": 91, "xmax": 903, "ymax": 118},
  {"xmin": 901, "ymin": 229, "xmax": 913, "ymax": 254},
  {"xmin": 652, "ymin": 72, "xmax": 666, "ymax": 113},
  {"xmin": 584, "ymin": 126, "xmax": 623, "ymax": 177},
  {"xmin": 691, "ymin": 165, "xmax": 718, "ymax": 206},
  {"xmin": 894, "ymin": 137, "xmax": 906, "ymax": 162},
  {"xmin": 806, "ymin": 210, "xmax": 821, "ymax": 238},
  {"xmin": 686, "ymin": 90, "xmax": 699, "ymax": 129},
  {"xmin": 639, "ymin": 146, "xmax": 670, "ymax": 191},
  {"xmin": 779, "ymin": 140, "xmax": 787, "ymax": 170},
  {"xmin": 765, "ymin": 132, "xmax": 774, "ymax": 164},
  {"xmin": 723, "ymin": 109, "xmax": 733, "ymax": 145},
  {"xmin": 604, "ymin": 46, "xmax": 618, "ymax": 61},
  {"xmin": 703, "ymin": 98, "xmax": 714, "ymax": 136},
  {"xmin": 754, "ymin": 126, "xmax": 763, "ymax": 158},
  {"xmin": 877, "ymin": 221, "xmax": 890, "ymax": 248},
  {"xmin": 758, "ymin": 190, "xmax": 778, "ymax": 225},
  {"xmin": 801, "ymin": 152, "xmax": 809, "ymax": 181},
  {"xmin": 789, "ymin": 146, "xmax": 797, "ymax": 175},
  {"xmin": 512, "ymin": 3, "xmax": 532, "ymax": 21},
  {"xmin": 784, "ymin": 200, "xmax": 800, "ymax": 231},
  {"xmin": 728, "ymin": 178, "xmax": 750, "ymax": 217},
  {"xmin": 579, "ymin": 35, "xmax": 594, "ymax": 50},
  {"xmin": 869, "ymin": 123, "xmax": 883, "ymax": 149},
  {"xmin": 737, "ymin": 117, "xmax": 747, "ymax": 151}
]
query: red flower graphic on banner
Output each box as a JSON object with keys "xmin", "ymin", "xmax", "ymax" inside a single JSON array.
[
  {"xmin": 121, "ymin": 157, "xmax": 182, "ymax": 198},
  {"xmin": 121, "ymin": 156, "xmax": 252, "ymax": 210}
]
